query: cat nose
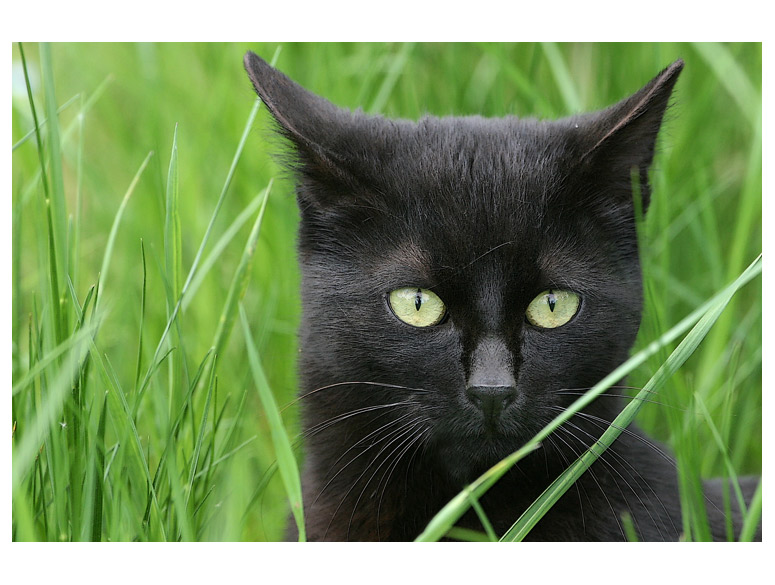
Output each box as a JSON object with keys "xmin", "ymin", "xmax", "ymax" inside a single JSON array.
[
  {"xmin": 465, "ymin": 336, "xmax": 517, "ymax": 424},
  {"xmin": 465, "ymin": 385, "xmax": 517, "ymax": 420}
]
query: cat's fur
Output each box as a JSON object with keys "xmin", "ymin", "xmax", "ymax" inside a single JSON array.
[{"xmin": 243, "ymin": 52, "xmax": 761, "ymax": 542}]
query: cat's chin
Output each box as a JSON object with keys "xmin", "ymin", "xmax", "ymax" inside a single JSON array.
[{"xmin": 429, "ymin": 433, "xmax": 527, "ymax": 485}]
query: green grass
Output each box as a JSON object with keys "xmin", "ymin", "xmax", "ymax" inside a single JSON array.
[{"xmin": 11, "ymin": 42, "xmax": 761, "ymax": 541}]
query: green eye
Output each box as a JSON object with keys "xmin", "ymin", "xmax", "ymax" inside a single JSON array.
[
  {"xmin": 525, "ymin": 289, "xmax": 580, "ymax": 329},
  {"xmin": 388, "ymin": 287, "xmax": 447, "ymax": 327}
]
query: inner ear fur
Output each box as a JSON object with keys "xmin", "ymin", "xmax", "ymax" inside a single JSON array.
[
  {"xmin": 244, "ymin": 51, "xmax": 374, "ymax": 207},
  {"xmin": 576, "ymin": 59, "xmax": 684, "ymax": 212}
]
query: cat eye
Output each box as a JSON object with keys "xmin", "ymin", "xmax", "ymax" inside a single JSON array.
[
  {"xmin": 388, "ymin": 287, "xmax": 447, "ymax": 328},
  {"xmin": 525, "ymin": 289, "xmax": 580, "ymax": 329}
]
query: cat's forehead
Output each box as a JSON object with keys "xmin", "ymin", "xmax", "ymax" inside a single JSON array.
[
  {"xmin": 382, "ymin": 115, "xmax": 576, "ymax": 187},
  {"xmin": 362, "ymin": 186, "xmax": 612, "ymax": 294},
  {"xmin": 315, "ymin": 116, "xmax": 602, "ymax": 285},
  {"xmin": 357, "ymin": 115, "xmax": 578, "ymax": 235}
]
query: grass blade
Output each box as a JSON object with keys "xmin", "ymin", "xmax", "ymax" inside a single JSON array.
[
  {"xmin": 692, "ymin": 391, "xmax": 748, "ymax": 517},
  {"xmin": 182, "ymin": 190, "xmax": 268, "ymax": 311},
  {"xmin": 240, "ymin": 304, "xmax": 306, "ymax": 541},
  {"xmin": 134, "ymin": 240, "xmax": 147, "ymax": 390},
  {"xmin": 738, "ymin": 480, "xmax": 762, "ymax": 542},
  {"xmin": 541, "ymin": 42, "xmax": 582, "ymax": 113},
  {"xmin": 185, "ymin": 358, "xmax": 216, "ymax": 513},
  {"xmin": 91, "ymin": 392, "xmax": 108, "ymax": 541},
  {"xmin": 691, "ymin": 42, "xmax": 760, "ymax": 130},
  {"xmin": 39, "ymin": 43, "xmax": 68, "ymax": 288},
  {"xmin": 18, "ymin": 42, "xmax": 64, "ymax": 345},
  {"xmin": 95, "ymin": 151, "xmax": 154, "ymax": 314},
  {"xmin": 98, "ymin": 351, "xmax": 167, "ymax": 541},
  {"xmin": 211, "ymin": 182, "xmax": 272, "ymax": 359},
  {"xmin": 12, "ymin": 92, "xmax": 80, "ymax": 152},
  {"xmin": 164, "ymin": 124, "xmax": 182, "ymax": 301},
  {"xmin": 368, "ymin": 42, "xmax": 414, "ymax": 114}
]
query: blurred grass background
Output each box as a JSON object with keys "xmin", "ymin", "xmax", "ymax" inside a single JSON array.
[{"xmin": 11, "ymin": 42, "xmax": 761, "ymax": 541}]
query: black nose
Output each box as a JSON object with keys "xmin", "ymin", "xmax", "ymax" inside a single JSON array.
[{"xmin": 466, "ymin": 385, "xmax": 517, "ymax": 421}]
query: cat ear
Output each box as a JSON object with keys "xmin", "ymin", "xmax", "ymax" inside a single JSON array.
[
  {"xmin": 578, "ymin": 59, "xmax": 684, "ymax": 212},
  {"xmin": 243, "ymin": 51, "xmax": 364, "ymax": 205}
]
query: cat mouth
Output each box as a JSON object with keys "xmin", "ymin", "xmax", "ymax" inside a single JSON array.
[{"xmin": 434, "ymin": 415, "xmax": 525, "ymax": 453}]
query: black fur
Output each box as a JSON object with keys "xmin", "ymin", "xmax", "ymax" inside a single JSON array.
[{"xmin": 243, "ymin": 52, "xmax": 760, "ymax": 541}]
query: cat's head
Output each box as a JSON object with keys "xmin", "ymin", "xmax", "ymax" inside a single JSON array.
[{"xmin": 245, "ymin": 52, "xmax": 683, "ymax": 481}]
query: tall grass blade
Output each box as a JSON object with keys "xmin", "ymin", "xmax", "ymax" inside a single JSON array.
[
  {"xmin": 240, "ymin": 304, "xmax": 306, "ymax": 541},
  {"xmin": 134, "ymin": 240, "xmax": 147, "ymax": 390},
  {"xmin": 164, "ymin": 124, "xmax": 182, "ymax": 301},
  {"xmin": 185, "ymin": 358, "xmax": 217, "ymax": 513},
  {"xmin": 95, "ymin": 151, "xmax": 154, "ymax": 314},
  {"xmin": 368, "ymin": 42, "xmax": 414, "ymax": 114},
  {"xmin": 98, "ymin": 351, "xmax": 167, "ymax": 541},
  {"xmin": 182, "ymin": 191, "xmax": 268, "ymax": 311},
  {"xmin": 692, "ymin": 391, "xmax": 748, "ymax": 516},
  {"xmin": 138, "ymin": 104, "xmax": 258, "ymax": 389},
  {"xmin": 12, "ymin": 92, "xmax": 80, "ymax": 152},
  {"xmin": 18, "ymin": 42, "xmax": 64, "ymax": 345},
  {"xmin": 39, "ymin": 43, "xmax": 68, "ymax": 287},
  {"xmin": 739, "ymin": 480, "xmax": 762, "ymax": 542},
  {"xmin": 143, "ymin": 349, "xmax": 214, "ymax": 509},
  {"xmin": 212, "ymin": 182, "xmax": 272, "ymax": 360},
  {"xmin": 691, "ymin": 42, "xmax": 760, "ymax": 130},
  {"xmin": 541, "ymin": 42, "xmax": 582, "ymax": 112},
  {"xmin": 91, "ymin": 393, "xmax": 108, "ymax": 541},
  {"xmin": 12, "ymin": 324, "xmax": 98, "ymax": 397}
]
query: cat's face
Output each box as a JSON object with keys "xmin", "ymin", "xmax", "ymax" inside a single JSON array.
[{"xmin": 244, "ymin": 53, "xmax": 683, "ymax": 482}]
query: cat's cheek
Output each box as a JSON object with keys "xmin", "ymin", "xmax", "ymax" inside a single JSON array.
[
  {"xmin": 375, "ymin": 316, "xmax": 465, "ymax": 384},
  {"xmin": 518, "ymin": 327, "xmax": 589, "ymax": 391}
]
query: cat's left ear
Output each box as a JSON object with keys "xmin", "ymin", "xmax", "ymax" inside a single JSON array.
[
  {"xmin": 577, "ymin": 59, "xmax": 684, "ymax": 212},
  {"xmin": 243, "ymin": 51, "xmax": 371, "ymax": 208}
]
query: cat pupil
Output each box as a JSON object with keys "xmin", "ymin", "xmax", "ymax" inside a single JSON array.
[
  {"xmin": 547, "ymin": 290, "xmax": 556, "ymax": 313},
  {"xmin": 415, "ymin": 288, "xmax": 422, "ymax": 311}
]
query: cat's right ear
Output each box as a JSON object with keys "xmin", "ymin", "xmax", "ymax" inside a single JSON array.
[
  {"xmin": 243, "ymin": 52, "xmax": 361, "ymax": 205},
  {"xmin": 575, "ymin": 59, "xmax": 684, "ymax": 213}
]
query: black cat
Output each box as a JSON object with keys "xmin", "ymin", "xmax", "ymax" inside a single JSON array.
[{"xmin": 243, "ymin": 51, "xmax": 760, "ymax": 541}]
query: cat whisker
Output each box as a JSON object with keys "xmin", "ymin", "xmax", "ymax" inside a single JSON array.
[
  {"xmin": 548, "ymin": 409, "xmax": 678, "ymax": 535},
  {"xmin": 283, "ymin": 381, "xmax": 433, "ymax": 412},
  {"xmin": 548, "ymin": 406, "xmax": 675, "ymax": 465},
  {"xmin": 543, "ymin": 422, "xmax": 626, "ymax": 540},
  {"xmin": 301, "ymin": 401, "xmax": 415, "ymax": 440},
  {"xmin": 375, "ymin": 427, "xmax": 430, "ymax": 541},
  {"xmin": 555, "ymin": 386, "xmax": 687, "ymax": 412},
  {"xmin": 552, "ymin": 419, "xmax": 677, "ymax": 540},
  {"xmin": 558, "ymin": 384, "xmax": 661, "ymax": 395},
  {"xmin": 554, "ymin": 389, "xmax": 679, "ymax": 411},
  {"xmin": 336, "ymin": 412, "xmax": 418, "ymax": 465},
  {"xmin": 312, "ymin": 413, "xmax": 418, "ymax": 513},
  {"xmin": 319, "ymin": 417, "xmax": 428, "ymax": 540},
  {"xmin": 541, "ymin": 427, "xmax": 590, "ymax": 533},
  {"xmin": 347, "ymin": 420, "xmax": 429, "ymax": 540}
]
